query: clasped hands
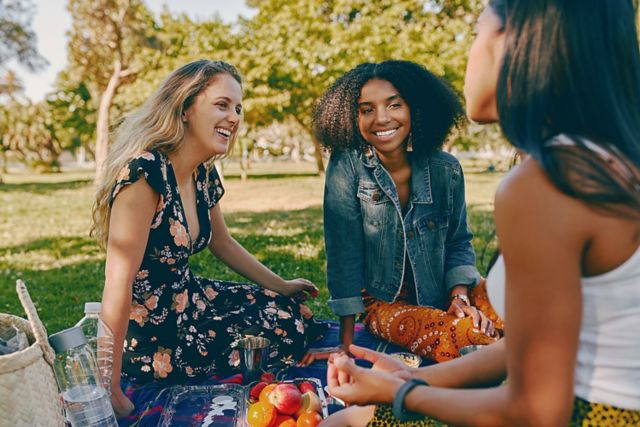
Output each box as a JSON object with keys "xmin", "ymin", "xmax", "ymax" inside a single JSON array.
[{"xmin": 326, "ymin": 344, "xmax": 412, "ymax": 406}]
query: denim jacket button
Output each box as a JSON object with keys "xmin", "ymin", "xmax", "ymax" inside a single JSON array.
[
  {"xmin": 372, "ymin": 192, "xmax": 381, "ymax": 202},
  {"xmin": 406, "ymin": 231, "xmax": 415, "ymax": 239},
  {"xmin": 428, "ymin": 221, "xmax": 436, "ymax": 230}
]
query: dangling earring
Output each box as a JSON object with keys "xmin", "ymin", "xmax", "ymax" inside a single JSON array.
[{"xmin": 406, "ymin": 133, "xmax": 414, "ymax": 152}]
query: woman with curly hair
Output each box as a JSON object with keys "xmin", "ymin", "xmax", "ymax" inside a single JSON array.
[
  {"xmin": 323, "ymin": 0, "xmax": 640, "ymax": 425},
  {"xmin": 302, "ymin": 60, "xmax": 500, "ymax": 366},
  {"xmin": 91, "ymin": 60, "xmax": 323, "ymax": 417}
]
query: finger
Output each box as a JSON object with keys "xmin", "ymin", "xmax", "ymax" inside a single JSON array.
[
  {"xmin": 487, "ymin": 322, "xmax": 496, "ymax": 338},
  {"xmin": 298, "ymin": 353, "xmax": 313, "ymax": 367},
  {"xmin": 306, "ymin": 284, "xmax": 320, "ymax": 298},
  {"xmin": 462, "ymin": 306, "xmax": 481, "ymax": 328},
  {"xmin": 348, "ymin": 344, "xmax": 380, "ymax": 363},
  {"xmin": 453, "ymin": 304, "xmax": 465, "ymax": 318},
  {"xmin": 334, "ymin": 355, "xmax": 358, "ymax": 386},
  {"xmin": 478, "ymin": 310, "xmax": 489, "ymax": 334},
  {"xmin": 327, "ymin": 360, "xmax": 339, "ymax": 390}
]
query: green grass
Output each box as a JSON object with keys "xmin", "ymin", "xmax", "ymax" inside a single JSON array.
[{"xmin": 0, "ymin": 161, "xmax": 503, "ymax": 334}]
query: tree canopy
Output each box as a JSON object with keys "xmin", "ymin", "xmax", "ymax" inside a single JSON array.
[{"xmin": 0, "ymin": 0, "xmax": 505, "ymax": 174}]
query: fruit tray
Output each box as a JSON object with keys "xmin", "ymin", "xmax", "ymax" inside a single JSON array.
[
  {"xmin": 158, "ymin": 383, "xmax": 246, "ymax": 427},
  {"xmin": 246, "ymin": 377, "xmax": 329, "ymax": 426}
]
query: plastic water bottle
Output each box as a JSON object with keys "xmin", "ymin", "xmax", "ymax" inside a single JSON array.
[
  {"xmin": 49, "ymin": 326, "xmax": 118, "ymax": 427},
  {"xmin": 75, "ymin": 302, "xmax": 114, "ymax": 394}
]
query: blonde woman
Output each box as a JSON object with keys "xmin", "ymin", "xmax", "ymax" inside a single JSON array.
[{"xmin": 92, "ymin": 60, "xmax": 321, "ymax": 417}]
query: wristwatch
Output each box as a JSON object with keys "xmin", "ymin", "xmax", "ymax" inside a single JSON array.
[
  {"xmin": 392, "ymin": 378, "xmax": 429, "ymax": 422},
  {"xmin": 452, "ymin": 293, "xmax": 470, "ymax": 306}
]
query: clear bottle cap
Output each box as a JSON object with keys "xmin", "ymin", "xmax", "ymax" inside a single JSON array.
[
  {"xmin": 49, "ymin": 326, "xmax": 88, "ymax": 353},
  {"xmin": 84, "ymin": 302, "xmax": 101, "ymax": 314}
]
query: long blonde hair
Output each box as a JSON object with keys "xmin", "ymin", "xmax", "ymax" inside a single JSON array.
[{"xmin": 91, "ymin": 59, "xmax": 242, "ymax": 249}]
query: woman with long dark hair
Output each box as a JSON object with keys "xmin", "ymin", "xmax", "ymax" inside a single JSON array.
[{"xmin": 322, "ymin": 0, "xmax": 640, "ymax": 425}]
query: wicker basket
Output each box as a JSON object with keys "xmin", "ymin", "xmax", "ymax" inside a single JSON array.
[{"xmin": 0, "ymin": 280, "xmax": 65, "ymax": 427}]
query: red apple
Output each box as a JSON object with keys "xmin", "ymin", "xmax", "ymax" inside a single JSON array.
[
  {"xmin": 250, "ymin": 381, "xmax": 269, "ymax": 401},
  {"xmin": 268, "ymin": 383, "xmax": 302, "ymax": 415},
  {"xmin": 261, "ymin": 371, "xmax": 276, "ymax": 384},
  {"xmin": 295, "ymin": 391, "xmax": 322, "ymax": 417},
  {"xmin": 297, "ymin": 381, "xmax": 316, "ymax": 394}
]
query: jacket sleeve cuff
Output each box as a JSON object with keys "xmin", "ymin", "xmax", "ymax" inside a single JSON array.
[
  {"xmin": 328, "ymin": 296, "xmax": 365, "ymax": 317},
  {"xmin": 445, "ymin": 265, "xmax": 481, "ymax": 290}
]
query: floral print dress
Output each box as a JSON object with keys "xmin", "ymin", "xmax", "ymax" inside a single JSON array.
[{"xmin": 111, "ymin": 150, "xmax": 321, "ymax": 384}]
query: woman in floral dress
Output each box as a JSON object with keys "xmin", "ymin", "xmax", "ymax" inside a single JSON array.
[{"xmin": 91, "ymin": 60, "xmax": 322, "ymax": 417}]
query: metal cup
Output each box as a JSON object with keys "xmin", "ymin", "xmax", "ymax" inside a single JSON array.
[{"xmin": 237, "ymin": 337, "xmax": 270, "ymax": 384}]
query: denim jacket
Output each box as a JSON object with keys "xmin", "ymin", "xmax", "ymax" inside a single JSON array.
[{"xmin": 323, "ymin": 146, "xmax": 480, "ymax": 317}]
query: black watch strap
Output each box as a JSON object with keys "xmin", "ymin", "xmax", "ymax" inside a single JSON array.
[{"xmin": 392, "ymin": 378, "xmax": 429, "ymax": 422}]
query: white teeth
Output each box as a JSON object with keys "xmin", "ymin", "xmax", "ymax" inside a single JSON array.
[
  {"xmin": 215, "ymin": 128, "xmax": 231, "ymax": 137},
  {"xmin": 374, "ymin": 129, "xmax": 398, "ymax": 137}
]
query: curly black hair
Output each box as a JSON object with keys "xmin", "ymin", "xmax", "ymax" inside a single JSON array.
[{"xmin": 313, "ymin": 60, "xmax": 463, "ymax": 157}]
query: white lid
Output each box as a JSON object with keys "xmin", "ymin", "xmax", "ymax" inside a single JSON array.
[{"xmin": 84, "ymin": 302, "xmax": 102, "ymax": 314}]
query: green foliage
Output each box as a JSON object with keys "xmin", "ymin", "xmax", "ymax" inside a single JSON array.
[
  {"xmin": 0, "ymin": 101, "xmax": 68, "ymax": 169},
  {"xmin": 65, "ymin": 0, "xmax": 159, "ymax": 95},
  {"xmin": 0, "ymin": 162, "xmax": 501, "ymax": 332},
  {"xmin": 0, "ymin": 0, "xmax": 47, "ymax": 71},
  {"xmin": 0, "ymin": 0, "xmax": 509, "ymax": 169}
]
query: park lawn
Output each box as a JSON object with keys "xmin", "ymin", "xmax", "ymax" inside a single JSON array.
[{"xmin": 0, "ymin": 160, "xmax": 503, "ymax": 333}]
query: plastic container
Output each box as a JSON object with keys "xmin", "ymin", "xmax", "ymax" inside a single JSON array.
[
  {"xmin": 49, "ymin": 326, "xmax": 118, "ymax": 427},
  {"xmin": 159, "ymin": 383, "xmax": 247, "ymax": 427},
  {"xmin": 75, "ymin": 302, "xmax": 114, "ymax": 394}
]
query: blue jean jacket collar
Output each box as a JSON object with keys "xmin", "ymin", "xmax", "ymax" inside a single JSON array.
[{"xmin": 358, "ymin": 145, "xmax": 433, "ymax": 206}]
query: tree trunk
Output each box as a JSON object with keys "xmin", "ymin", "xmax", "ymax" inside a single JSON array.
[
  {"xmin": 311, "ymin": 136, "xmax": 325, "ymax": 175},
  {"xmin": 292, "ymin": 115, "xmax": 325, "ymax": 175},
  {"xmin": 94, "ymin": 60, "xmax": 122, "ymax": 182}
]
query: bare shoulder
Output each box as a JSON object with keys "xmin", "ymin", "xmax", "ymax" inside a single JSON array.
[{"xmin": 494, "ymin": 156, "xmax": 591, "ymax": 250}]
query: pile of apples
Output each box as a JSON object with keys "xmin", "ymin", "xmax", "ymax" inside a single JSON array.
[{"xmin": 247, "ymin": 373, "xmax": 324, "ymax": 427}]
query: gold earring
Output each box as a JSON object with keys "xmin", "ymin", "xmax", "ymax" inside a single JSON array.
[{"xmin": 406, "ymin": 133, "xmax": 414, "ymax": 152}]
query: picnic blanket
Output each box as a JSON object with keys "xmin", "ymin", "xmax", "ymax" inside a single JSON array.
[{"xmin": 118, "ymin": 321, "xmax": 423, "ymax": 426}]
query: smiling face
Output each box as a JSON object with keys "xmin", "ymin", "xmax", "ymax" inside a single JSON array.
[
  {"xmin": 357, "ymin": 79, "xmax": 411, "ymax": 158},
  {"xmin": 183, "ymin": 72, "xmax": 243, "ymax": 158},
  {"xmin": 463, "ymin": 6, "xmax": 505, "ymax": 123}
]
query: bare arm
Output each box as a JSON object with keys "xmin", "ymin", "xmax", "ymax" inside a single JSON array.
[
  {"xmin": 101, "ymin": 179, "xmax": 157, "ymax": 416},
  {"xmin": 207, "ymin": 203, "xmax": 316, "ymax": 296},
  {"xmin": 414, "ymin": 338, "xmax": 506, "ymax": 388},
  {"xmin": 329, "ymin": 159, "xmax": 588, "ymax": 426}
]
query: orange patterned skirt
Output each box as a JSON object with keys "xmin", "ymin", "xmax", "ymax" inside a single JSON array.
[{"xmin": 363, "ymin": 279, "xmax": 504, "ymax": 362}]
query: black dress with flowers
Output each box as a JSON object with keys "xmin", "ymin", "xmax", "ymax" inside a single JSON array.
[{"xmin": 111, "ymin": 150, "xmax": 321, "ymax": 384}]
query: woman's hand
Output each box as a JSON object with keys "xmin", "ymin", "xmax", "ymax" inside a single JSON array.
[
  {"xmin": 327, "ymin": 353, "xmax": 403, "ymax": 406},
  {"xmin": 278, "ymin": 278, "xmax": 319, "ymax": 298},
  {"xmin": 447, "ymin": 301, "xmax": 496, "ymax": 337},
  {"xmin": 347, "ymin": 344, "xmax": 413, "ymax": 380},
  {"xmin": 298, "ymin": 345, "xmax": 348, "ymax": 367},
  {"xmin": 111, "ymin": 387, "xmax": 134, "ymax": 418}
]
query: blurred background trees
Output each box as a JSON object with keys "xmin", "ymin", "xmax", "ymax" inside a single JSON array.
[{"xmin": 0, "ymin": 0, "xmax": 507, "ymax": 177}]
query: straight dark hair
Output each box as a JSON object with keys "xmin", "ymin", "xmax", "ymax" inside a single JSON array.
[{"xmin": 491, "ymin": 0, "xmax": 640, "ymax": 218}]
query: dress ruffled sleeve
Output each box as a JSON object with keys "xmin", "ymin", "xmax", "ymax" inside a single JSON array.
[
  {"xmin": 204, "ymin": 166, "xmax": 225, "ymax": 208},
  {"xmin": 110, "ymin": 151, "xmax": 166, "ymax": 206}
]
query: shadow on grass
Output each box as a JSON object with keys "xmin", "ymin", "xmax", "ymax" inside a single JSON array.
[
  {"xmin": 0, "ymin": 236, "xmax": 100, "ymax": 259},
  {"xmin": 0, "ymin": 179, "xmax": 92, "ymax": 194}
]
